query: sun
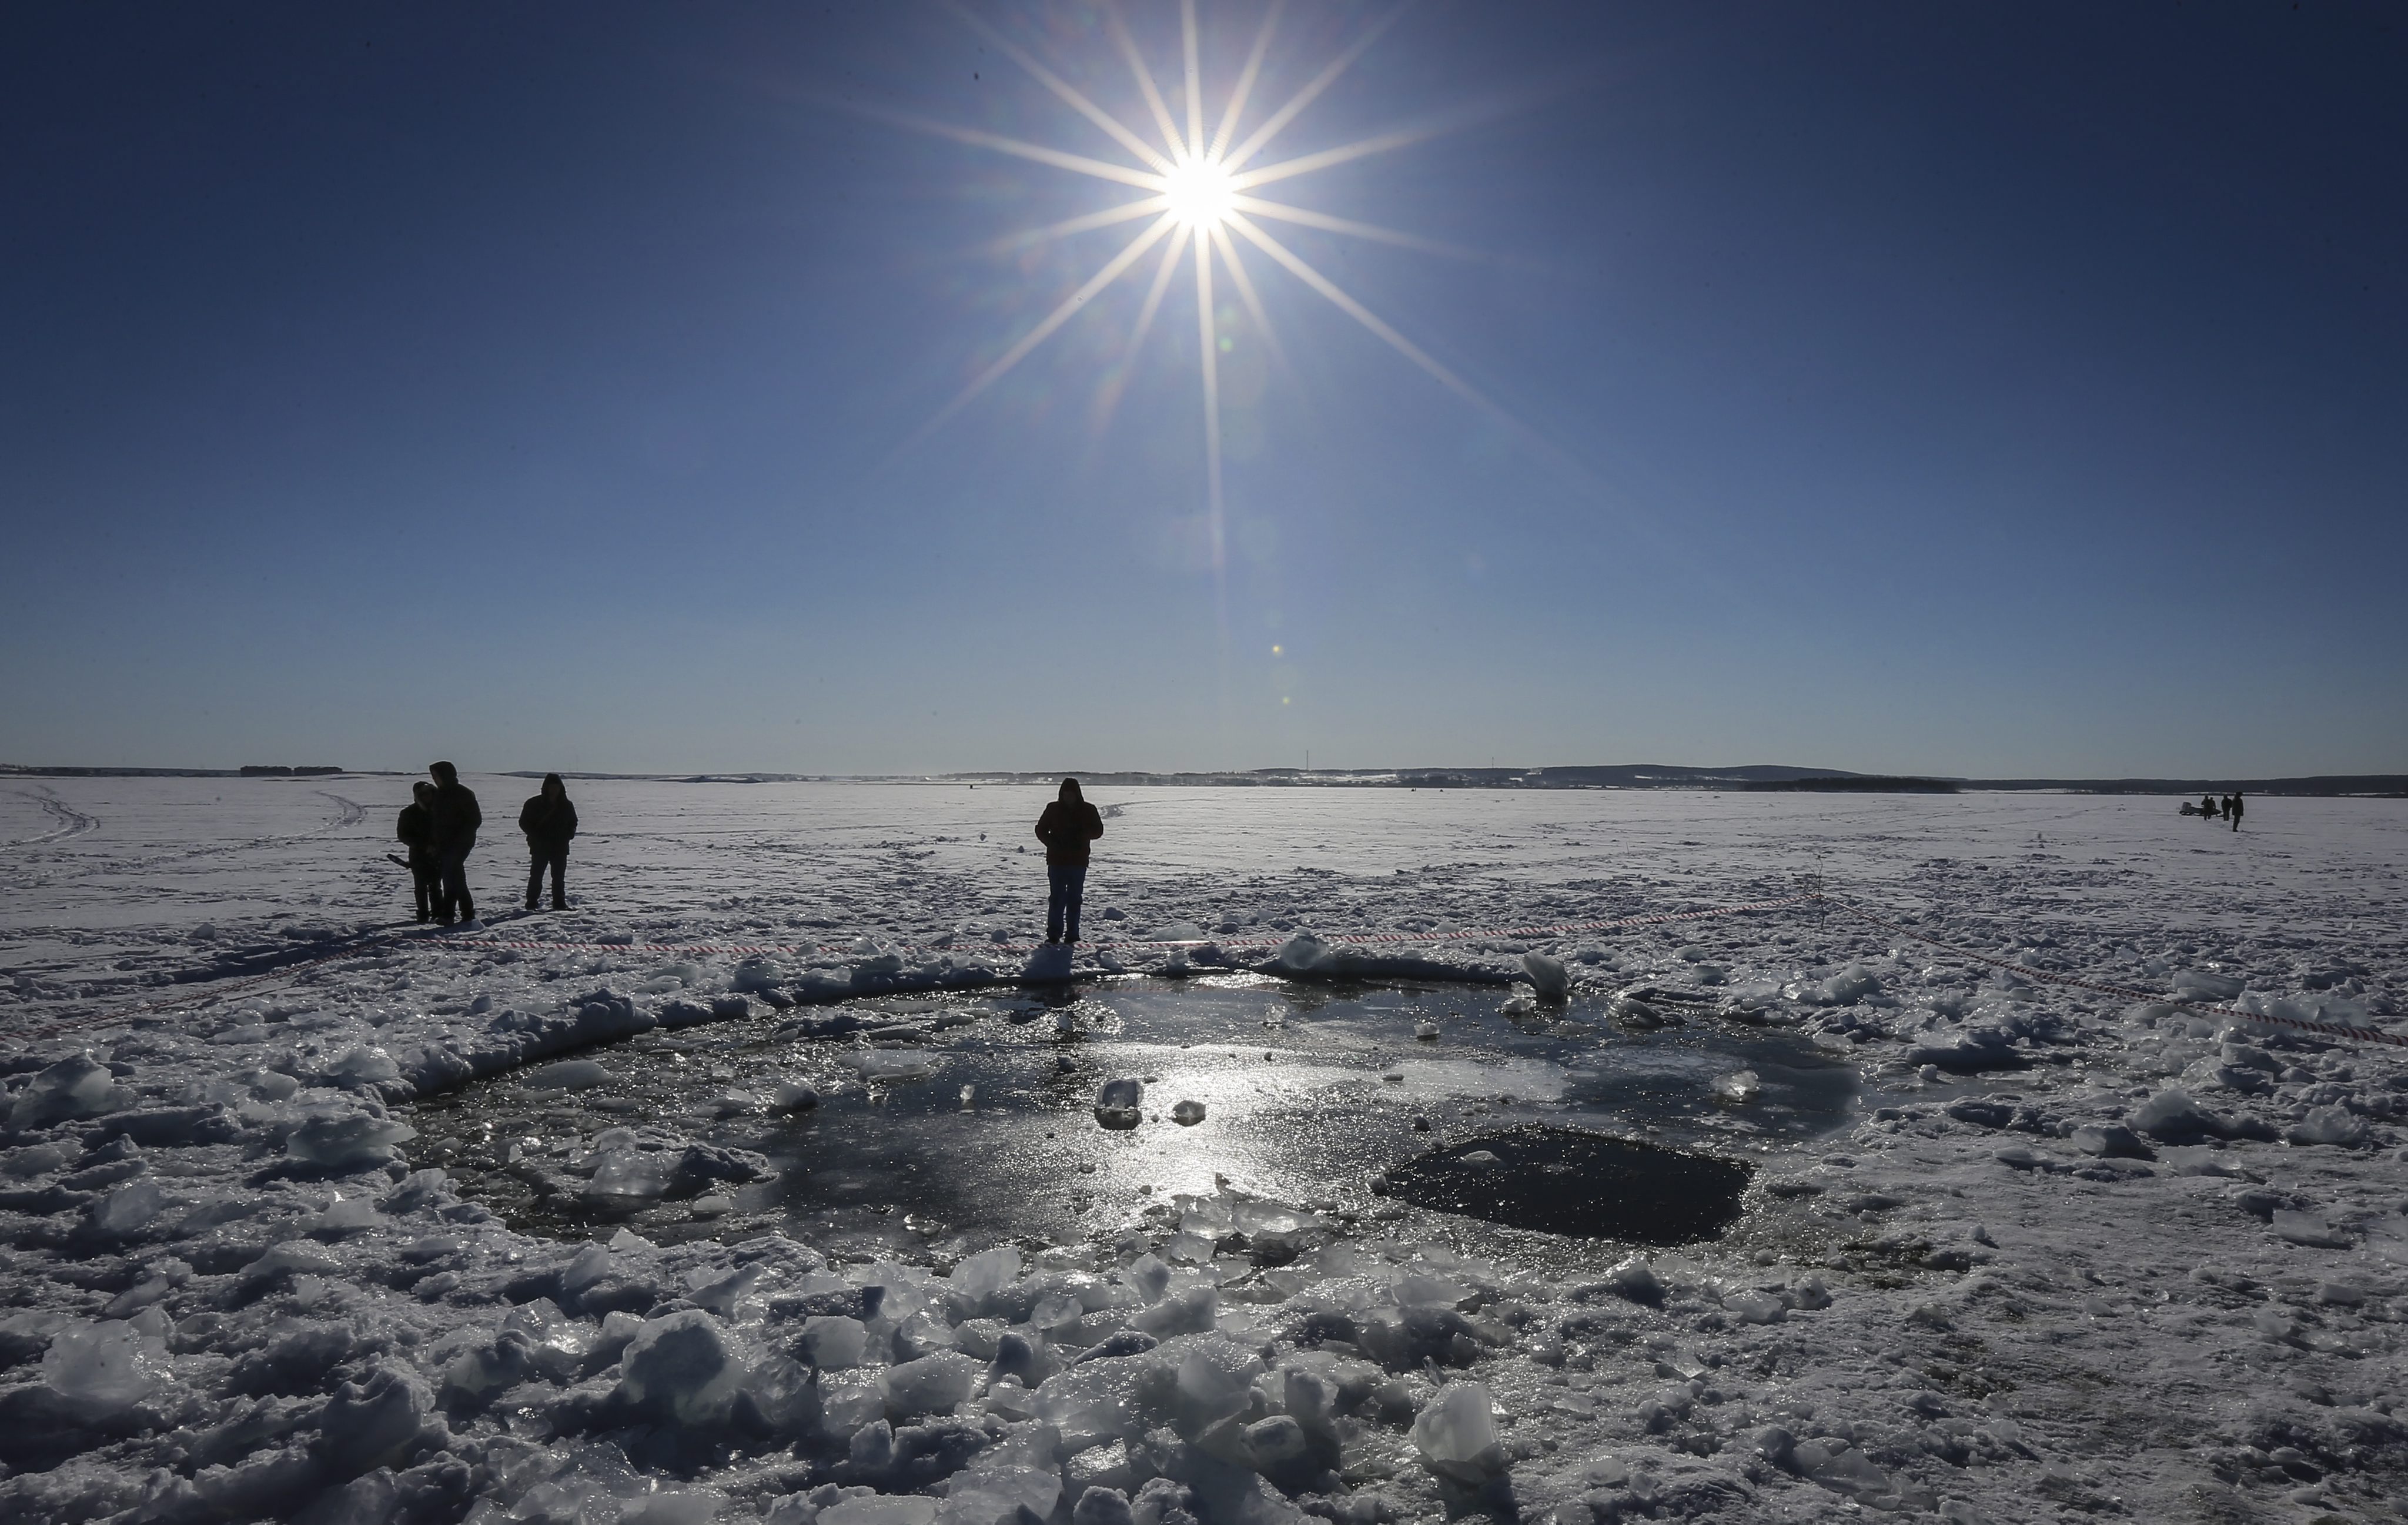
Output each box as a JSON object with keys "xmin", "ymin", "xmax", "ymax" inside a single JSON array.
[
  {"xmin": 1162, "ymin": 153, "xmax": 1236, "ymax": 229},
  {"xmin": 874, "ymin": 0, "xmax": 1509, "ymax": 581}
]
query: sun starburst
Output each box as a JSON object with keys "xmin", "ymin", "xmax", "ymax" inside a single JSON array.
[{"xmin": 895, "ymin": 0, "xmax": 1509, "ymax": 580}]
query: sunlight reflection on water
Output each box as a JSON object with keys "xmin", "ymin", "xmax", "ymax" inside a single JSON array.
[{"xmin": 408, "ymin": 977, "xmax": 1859, "ymax": 1259}]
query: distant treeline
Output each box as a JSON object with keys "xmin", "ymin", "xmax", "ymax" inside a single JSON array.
[
  {"xmin": 944, "ymin": 766, "xmax": 2405, "ymax": 797},
  {"xmin": 1971, "ymin": 775, "xmax": 2408, "ymax": 797},
  {"xmin": 238, "ymin": 765, "xmax": 344, "ymax": 777},
  {"xmin": 1741, "ymin": 776, "xmax": 1958, "ymax": 793}
]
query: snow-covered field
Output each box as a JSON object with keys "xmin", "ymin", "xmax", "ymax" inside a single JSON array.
[{"xmin": 4, "ymin": 776, "xmax": 2406, "ymax": 1524}]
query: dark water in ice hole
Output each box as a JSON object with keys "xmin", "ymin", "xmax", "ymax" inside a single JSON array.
[{"xmin": 404, "ymin": 976, "xmax": 1860, "ymax": 1259}]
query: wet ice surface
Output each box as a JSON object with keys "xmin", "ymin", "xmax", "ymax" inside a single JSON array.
[
  {"xmin": 5, "ymin": 777, "xmax": 2408, "ymax": 1525},
  {"xmin": 404, "ymin": 980, "xmax": 1854, "ymax": 1258}
]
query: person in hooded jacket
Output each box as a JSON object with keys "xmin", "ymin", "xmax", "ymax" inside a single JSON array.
[
  {"xmin": 519, "ymin": 773, "xmax": 578, "ymax": 911},
  {"xmin": 396, "ymin": 781, "xmax": 442, "ymax": 922},
  {"xmin": 426, "ymin": 760, "xmax": 483, "ymax": 925},
  {"xmin": 1034, "ymin": 777, "xmax": 1104, "ymax": 944}
]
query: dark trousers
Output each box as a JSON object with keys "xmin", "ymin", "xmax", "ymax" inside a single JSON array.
[
  {"xmin": 1046, "ymin": 864, "xmax": 1088, "ymax": 942},
  {"xmin": 409, "ymin": 852, "xmax": 442, "ymax": 921},
  {"xmin": 437, "ymin": 844, "xmax": 475, "ymax": 924},
  {"xmin": 527, "ymin": 845, "xmax": 567, "ymax": 908}
]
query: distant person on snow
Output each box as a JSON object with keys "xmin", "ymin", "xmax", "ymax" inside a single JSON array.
[
  {"xmin": 2200, "ymin": 793, "xmax": 2220, "ymax": 820},
  {"xmin": 396, "ymin": 781, "xmax": 442, "ymax": 922},
  {"xmin": 427, "ymin": 760, "xmax": 483, "ymax": 925},
  {"xmin": 1034, "ymin": 777, "xmax": 1104, "ymax": 945},
  {"xmin": 2228, "ymin": 791, "xmax": 2244, "ymax": 832},
  {"xmin": 519, "ymin": 773, "xmax": 578, "ymax": 911}
]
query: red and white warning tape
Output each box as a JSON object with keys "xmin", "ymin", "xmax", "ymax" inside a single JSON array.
[
  {"xmin": 428, "ymin": 891, "xmax": 1822, "ymax": 960},
  {"xmin": 2, "ymin": 894, "xmax": 1812, "ymax": 1044},
  {"xmin": 9, "ymin": 890, "xmax": 2400, "ymax": 1054}
]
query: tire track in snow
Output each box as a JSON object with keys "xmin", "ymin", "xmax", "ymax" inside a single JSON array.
[
  {"xmin": 315, "ymin": 790, "xmax": 366, "ymax": 828},
  {"xmin": 21, "ymin": 788, "xmax": 370, "ymax": 885},
  {"xmin": 0, "ymin": 789, "xmax": 99, "ymax": 851}
]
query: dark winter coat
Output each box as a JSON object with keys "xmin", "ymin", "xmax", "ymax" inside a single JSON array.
[
  {"xmin": 396, "ymin": 803, "xmax": 436, "ymax": 860},
  {"xmin": 519, "ymin": 794, "xmax": 579, "ymax": 850},
  {"xmin": 429, "ymin": 782, "xmax": 483, "ymax": 857},
  {"xmin": 1035, "ymin": 800, "xmax": 1103, "ymax": 867}
]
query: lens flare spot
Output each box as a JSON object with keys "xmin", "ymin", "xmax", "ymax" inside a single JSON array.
[{"xmin": 1163, "ymin": 154, "xmax": 1236, "ymax": 228}]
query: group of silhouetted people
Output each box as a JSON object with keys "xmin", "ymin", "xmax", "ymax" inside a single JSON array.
[
  {"xmin": 395, "ymin": 763, "xmax": 577, "ymax": 925},
  {"xmin": 2185, "ymin": 790, "xmax": 2245, "ymax": 831},
  {"xmin": 394, "ymin": 767, "xmax": 1099, "ymax": 939}
]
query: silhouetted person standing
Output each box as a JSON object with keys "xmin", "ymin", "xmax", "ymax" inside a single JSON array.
[
  {"xmin": 1035, "ymin": 777, "xmax": 1103, "ymax": 944},
  {"xmin": 2200, "ymin": 793, "xmax": 2220, "ymax": 820},
  {"xmin": 397, "ymin": 781, "xmax": 442, "ymax": 922},
  {"xmin": 519, "ymin": 773, "xmax": 578, "ymax": 911},
  {"xmin": 427, "ymin": 761, "xmax": 482, "ymax": 925},
  {"xmin": 2229, "ymin": 791, "xmax": 2243, "ymax": 832}
]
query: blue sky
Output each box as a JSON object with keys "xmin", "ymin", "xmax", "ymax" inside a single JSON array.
[{"xmin": 4, "ymin": 2, "xmax": 2402, "ymax": 777}]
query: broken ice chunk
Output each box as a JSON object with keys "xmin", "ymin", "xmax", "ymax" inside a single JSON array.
[
  {"xmin": 2270, "ymin": 1210, "xmax": 2351, "ymax": 1249},
  {"xmin": 938, "ymin": 1457, "xmax": 1062, "ymax": 1525},
  {"xmin": 2070, "ymin": 1124, "xmax": 2152, "ymax": 1159},
  {"xmin": 1711, "ymin": 1069, "xmax": 1760, "ymax": 1104},
  {"xmin": 41, "ymin": 1317, "xmax": 169, "ymax": 1414},
  {"xmin": 2171, "ymin": 970, "xmax": 2245, "ymax": 1001},
  {"xmin": 285, "ymin": 1111, "xmax": 416, "ymax": 1170},
  {"xmin": 1723, "ymin": 1289, "xmax": 1785, "ymax": 1325},
  {"xmin": 1602, "ymin": 1257, "xmax": 1667, "ymax": 1305},
  {"xmin": 772, "ymin": 1079, "xmax": 821, "ymax": 1111},
  {"xmin": 1392, "ymin": 1273, "xmax": 1474, "ymax": 1308},
  {"xmin": 1124, "ymin": 1253, "xmax": 1172, "ymax": 1302},
  {"xmin": 881, "ymin": 1352, "xmax": 982, "ymax": 1418},
  {"xmin": 1131, "ymin": 1286, "xmax": 1217, "ymax": 1337},
  {"xmin": 2286, "ymin": 1105, "xmax": 2367, "ymax": 1146},
  {"xmin": 1170, "ymin": 1099, "xmax": 1206, "ymax": 1126},
  {"xmin": 521, "ymin": 1058, "xmax": 617, "ymax": 1091},
  {"xmin": 802, "ymin": 1316, "xmax": 869, "ymax": 1369},
  {"xmin": 949, "ymin": 1245, "xmax": 1022, "ymax": 1310},
  {"xmin": 625, "ymin": 1492, "xmax": 731, "ymax": 1525},
  {"xmin": 88, "ymin": 1179, "xmax": 171, "ymax": 1239},
  {"xmin": 305, "ymin": 1192, "xmax": 381, "ymax": 1237},
  {"xmin": 4, "ymin": 1142, "xmax": 75, "ymax": 1178},
  {"xmin": 732, "ymin": 956, "xmax": 788, "ymax": 993},
  {"xmin": 1168, "ymin": 1336, "xmax": 1262, "ymax": 1437},
  {"xmin": 587, "ymin": 1148, "xmax": 676, "ymax": 1200},
  {"xmin": 1095, "ymin": 1078, "xmax": 1145, "ymax": 1131},
  {"xmin": 2129, "ymin": 1088, "xmax": 2222, "ymax": 1142},
  {"xmin": 619, "ymin": 1309, "xmax": 743, "ymax": 1424},
  {"xmin": 1246, "ymin": 1413, "xmax": 1311, "ymax": 1467},
  {"xmin": 821, "ymin": 1497, "xmax": 939, "ymax": 1525},
  {"xmin": 850, "ymin": 1051, "xmax": 939, "ymax": 1083},
  {"xmin": 327, "ymin": 1044, "xmax": 402, "ymax": 1088},
  {"xmin": 1520, "ymin": 951, "xmax": 1570, "ymax": 1001},
  {"xmin": 9, "ymin": 1054, "xmax": 123, "ymax": 1128},
  {"xmin": 1411, "ymin": 1381, "xmax": 1506, "ymax": 1482}
]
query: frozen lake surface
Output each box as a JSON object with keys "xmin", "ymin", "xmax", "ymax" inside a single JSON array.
[{"xmin": 3, "ymin": 776, "xmax": 2406, "ymax": 1524}]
